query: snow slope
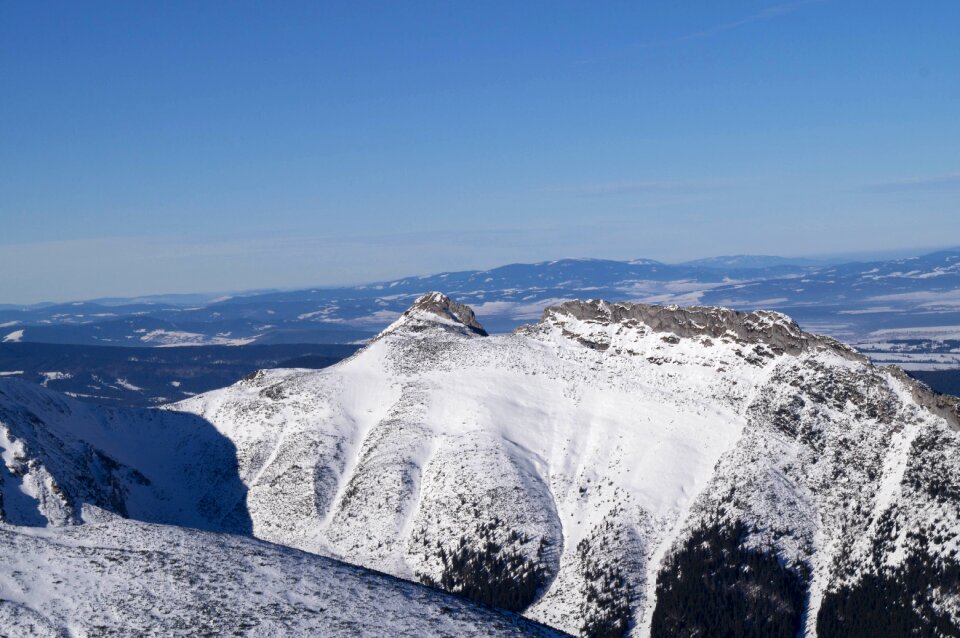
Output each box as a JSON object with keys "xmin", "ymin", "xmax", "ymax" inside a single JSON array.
[
  {"xmin": 0, "ymin": 509, "xmax": 566, "ymax": 637},
  {"xmin": 0, "ymin": 379, "xmax": 249, "ymax": 531}
]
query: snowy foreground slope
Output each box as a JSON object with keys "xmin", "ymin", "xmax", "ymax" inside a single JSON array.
[
  {"xmin": 3, "ymin": 292, "xmax": 960, "ymax": 636},
  {"xmin": 0, "ymin": 510, "xmax": 565, "ymax": 637}
]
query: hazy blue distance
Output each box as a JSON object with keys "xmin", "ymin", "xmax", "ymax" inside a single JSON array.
[{"xmin": 2, "ymin": 1, "xmax": 958, "ymax": 303}]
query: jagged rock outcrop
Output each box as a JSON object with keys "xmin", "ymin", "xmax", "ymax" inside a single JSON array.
[
  {"xmin": 534, "ymin": 299, "xmax": 864, "ymax": 360},
  {"xmin": 411, "ymin": 291, "xmax": 488, "ymax": 335},
  {"xmin": 377, "ymin": 291, "xmax": 488, "ymax": 339},
  {"xmin": 885, "ymin": 364, "xmax": 960, "ymax": 430}
]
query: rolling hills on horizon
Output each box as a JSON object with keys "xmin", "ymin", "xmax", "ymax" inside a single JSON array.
[{"xmin": 1, "ymin": 248, "xmax": 958, "ymax": 362}]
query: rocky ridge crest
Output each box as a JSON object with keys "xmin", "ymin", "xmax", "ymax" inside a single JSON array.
[
  {"xmin": 376, "ymin": 291, "xmax": 488, "ymax": 340},
  {"xmin": 534, "ymin": 299, "xmax": 865, "ymax": 360}
]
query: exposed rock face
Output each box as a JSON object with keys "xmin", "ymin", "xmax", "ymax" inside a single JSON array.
[
  {"xmin": 885, "ymin": 364, "xmax": 960, "ymax": 430},
  {"xmin": 535, "ymin": 299, "xmax": 864, "ymax": 360},
  {"xmin": 378, "ymin": 291, "xmax": 488, "ymax": 339},
  {"xmin": 412, "ymin": 291, "xmax": 488, "ymax": 335}
]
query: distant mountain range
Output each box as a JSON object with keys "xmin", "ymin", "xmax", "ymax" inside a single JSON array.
[
  {"xmin": 679, "ymin": 254, "xmax": 823, "ymax": 269},
  {"xmin": 1, "ymin": 248, "xmax": 958, "ymax": 370}
]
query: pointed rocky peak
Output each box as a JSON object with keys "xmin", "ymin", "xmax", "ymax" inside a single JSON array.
[
  {"xmin": 377, "ymin": 292, "xmax": 488, "ymax": 339},
  {"xmin": 533, "ymin": 298, "xmax": 865, "ymax": 360}
]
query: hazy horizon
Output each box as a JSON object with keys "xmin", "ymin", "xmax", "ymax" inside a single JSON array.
[
  {"xmin": 3, "ymin": 2, "xmax": 958, "ymax": 303},
  {"xmin": 3, "ymin": 242, "xmax": 955, "ymax": 307}
]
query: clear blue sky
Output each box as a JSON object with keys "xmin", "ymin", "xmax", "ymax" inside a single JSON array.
[{"xmin": 1, "ymin": 1, "xmax": 958, "ymax": 303}]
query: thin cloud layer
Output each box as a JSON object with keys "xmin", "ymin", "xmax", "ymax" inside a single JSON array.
[{"xmin": 862, "ymin": 172, "xmax": 960, "ymax": 193}]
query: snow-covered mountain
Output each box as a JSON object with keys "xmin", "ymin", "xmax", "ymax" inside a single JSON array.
[
  {"xmin": 0, "ymin": 371, "xmax": 564, "ymax": 636},
  {"xmin": 2, "ymin": 292, "xmax": 959, "ymax": 636}
]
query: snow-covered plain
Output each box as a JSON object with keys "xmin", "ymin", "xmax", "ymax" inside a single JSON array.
[
  {"xmin": 139, "ymin": 329, "xmax": 255, "ymax": 346},
  {"xmin": 2, "ymin": 329, "xmax": 24, "ymax": 343}
]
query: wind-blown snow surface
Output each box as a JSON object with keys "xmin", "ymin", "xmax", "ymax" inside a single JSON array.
[
  {"xmin": 168, "ymin": 294, "xmax": 960, "ymax": 635},
  {"xmin": 0, "ymin": 509, "xmax": 565, "ymax": 637},
  {"xmin": 2, "ymin": 293, "xmax": 959, "ymax": 636}
]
